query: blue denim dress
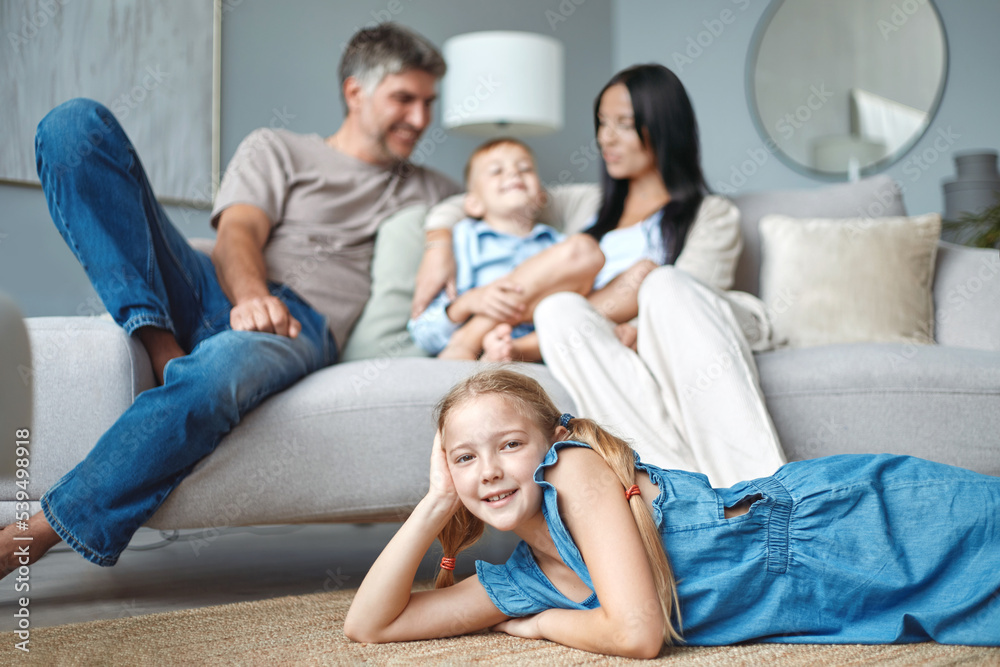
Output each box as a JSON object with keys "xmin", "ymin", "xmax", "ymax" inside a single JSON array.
[{"xmin": 476, "ymin": 441, "xmax": 1000, "ymax": 645}]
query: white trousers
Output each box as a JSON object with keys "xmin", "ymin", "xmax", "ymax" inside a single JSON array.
[{"xmin": 534, "ymin": 266, "xmax": 787, "ymax": 488}]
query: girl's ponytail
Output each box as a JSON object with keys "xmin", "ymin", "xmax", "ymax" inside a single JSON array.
[
  {"xmin": 434, "ymin": 505, "xmax": 484, "ymax": 588},
  {"xmin": 563, "ymin": 416, "xmax": 683, "ymax": 645}
]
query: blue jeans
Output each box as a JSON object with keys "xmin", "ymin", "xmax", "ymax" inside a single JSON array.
[{"xmin": 34, "ymin": 98, "xmax": 338, "ymax": 566}]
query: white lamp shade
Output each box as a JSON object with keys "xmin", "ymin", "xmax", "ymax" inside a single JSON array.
[{"xmin": 442, "ymin": 31, "xmax": 564, "ymax": 136}]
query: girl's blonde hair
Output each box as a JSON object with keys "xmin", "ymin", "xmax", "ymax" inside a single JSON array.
[{"xmin": 433, "ymin": 368, "xmax": 682, "ymax": 644}]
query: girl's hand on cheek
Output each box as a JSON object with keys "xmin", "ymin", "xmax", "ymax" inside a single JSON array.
[
  {"xmin": 428, "ymin": 431, "xmax": 462, "ymax": 513},
  {"xmin": 492, "ymin": 614, "xmax": 543, "ymax": 640}
]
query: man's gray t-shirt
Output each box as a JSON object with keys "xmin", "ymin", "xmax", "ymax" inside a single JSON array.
[{"xmin": 211, "ymin": 128, "xmax": 460, "ymax": 349}]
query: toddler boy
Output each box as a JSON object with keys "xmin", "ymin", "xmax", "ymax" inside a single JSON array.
[{"xmin": 407, "ymin": 138, "xmax": 562, "ymax": 360}]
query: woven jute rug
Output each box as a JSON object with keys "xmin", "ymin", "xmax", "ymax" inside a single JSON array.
[{"xmin": 2, "ymin": 586, "xmax": 998, "ymax": 666}]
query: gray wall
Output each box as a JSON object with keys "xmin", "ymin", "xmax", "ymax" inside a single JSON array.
[
  {"xmin": 4, "ymin": 0, "xmax": 999, "ymax": 317},
  {"xmin": 0, "ymin": 0, "xmax": 612, "ymax": 316},
  {"xmin": 217, "ymin": 0, "xmax": 612, "ymax": 188},
  {"xmin": 613, "ymin": 0, "xmax": 1000, "ymax": 215}
]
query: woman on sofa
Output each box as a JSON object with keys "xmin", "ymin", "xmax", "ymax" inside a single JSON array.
[{"xmin": 413, "ymin": 64, "xmax": 785, "ymax": 487}]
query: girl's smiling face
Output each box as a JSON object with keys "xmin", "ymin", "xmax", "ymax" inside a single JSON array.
[{"xmin": 442, "ymin": 394, "xmax": 556, "ymax": 533}]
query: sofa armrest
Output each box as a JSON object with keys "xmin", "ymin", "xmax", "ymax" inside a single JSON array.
[
  {"xmin": 0, "ymin": 294, "xmax": 31, "ymax": 478},
  {"xmin": 934, "ymin": 241, "xmax": 1000, "ymax": 350},
  {"xmin": 6, "ymin": 318, "xmax": 154, "ymax": 497}
]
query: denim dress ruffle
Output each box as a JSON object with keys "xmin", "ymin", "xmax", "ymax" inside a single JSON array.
[{"xmin": 476, "ymin": 440, "xmax": 1000, "ymax": 645}]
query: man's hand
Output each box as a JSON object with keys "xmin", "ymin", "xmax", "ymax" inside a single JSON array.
[
  {"xmin": 214, "ymin": 204, "xmax": 302, "ymax": 339},
  {"xmin": 412, "ymin": 230, "xmax": 457, "ymax": 319},
  {"xmin": 230, "ymin": 296, "xmax": 301, "ymax": 338}
]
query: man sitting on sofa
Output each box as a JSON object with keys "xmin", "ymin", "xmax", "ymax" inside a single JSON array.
[{"xmin": 0, "ymin": 23, "xmax": 459, "ymax": 577}]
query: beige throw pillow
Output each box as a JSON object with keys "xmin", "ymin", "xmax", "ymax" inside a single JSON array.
[{"xmin": 759, "ymin": 213, "xmax": 941, "ymax": 348}]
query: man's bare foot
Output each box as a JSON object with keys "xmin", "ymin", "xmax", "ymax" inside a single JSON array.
[
  {"xmin": 137, "ymin": 326, "xmax": 186, "ymax": 385},
  {"xmin": 482, "ymin": 324, "xmax": 514, "ymax": 362},
  {"xmin": 0, "ymin": 512, "xmax": 62, "ymax": 580},
  {"xmin": 615, "ymin": 322, "xmax": 638, "ymax": 351}
]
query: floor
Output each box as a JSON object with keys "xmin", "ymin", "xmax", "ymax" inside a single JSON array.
[{"xmin": 0, "ymin": 523, "xmax": 520, "ymax": 631}]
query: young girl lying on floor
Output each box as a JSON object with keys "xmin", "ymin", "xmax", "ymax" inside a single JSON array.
[{"xmin": 344, "ymin": 369, "xmax": 1000, "ymax": 658}]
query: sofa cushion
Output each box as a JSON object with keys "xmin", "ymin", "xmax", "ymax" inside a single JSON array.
[
  {"xmin": 933, "ymin": 241, "xmax": 1000, "ymax": 351},
  {"xmin": 757, "ymin": 343, "xmax": 1000, "ymax": 476},
  {"xmin": 759, "ymin": 213, "xmax": 941, "ymax": 347},
  {"xmin": 731, "ymin": 174, "xmax": 907, "ymax": 295}
]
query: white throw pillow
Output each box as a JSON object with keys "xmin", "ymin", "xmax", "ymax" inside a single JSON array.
[{"xmin": 759, "ymin": 213, "xmax": 941, "ymax": 348}]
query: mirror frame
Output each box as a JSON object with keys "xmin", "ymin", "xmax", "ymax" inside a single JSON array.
[{"xmin": 745, "ymin": 0, "xmax": 950, "ymax": 181}]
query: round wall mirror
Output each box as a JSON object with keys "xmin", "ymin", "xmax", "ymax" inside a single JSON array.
[{"xmin": 748, "ymin": 0, "xmax": 948, "ymax": 180}]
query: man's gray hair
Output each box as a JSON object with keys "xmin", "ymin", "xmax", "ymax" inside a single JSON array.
[{"xmin": 339, "ymin": 23, "xmax": 446, "ymax": 110}]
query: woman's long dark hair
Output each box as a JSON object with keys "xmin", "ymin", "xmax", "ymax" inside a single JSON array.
[{"xmin": 588, "ymin": 64, "xmax": 708, "ymax": 266}]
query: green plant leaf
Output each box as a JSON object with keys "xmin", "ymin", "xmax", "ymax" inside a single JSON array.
[{"xmin": 943, "ymin": 193, "xmax": 1000, "ymax": 249}]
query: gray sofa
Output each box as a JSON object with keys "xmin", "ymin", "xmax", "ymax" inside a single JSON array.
[{"xmin": 4, "ymin": 175, "xmax": 999, "ymax": 533}]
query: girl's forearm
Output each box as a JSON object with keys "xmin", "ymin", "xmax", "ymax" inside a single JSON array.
[
  {"xmin": 343, "ymin": 494, "xmax": 457, "ymax": 642},
  {"xmin": 535, "ymin": 608, "xmax": 663, "ymax": 659}
]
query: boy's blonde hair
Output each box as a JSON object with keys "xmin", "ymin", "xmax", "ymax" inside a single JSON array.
[
  {"xmin": 463, "ymin": 137, "xmax": 536, "ymax": 185},
  {"xmin": 433, "ymin": 368, "xmax": 682, "ymax": 645}
]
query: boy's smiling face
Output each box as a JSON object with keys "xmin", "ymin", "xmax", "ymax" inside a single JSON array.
[
  {"xmin": 464, "ymin": 142, "xmax": 546, "ymax": 224},
  {"xmin": 442, "ymin": 393, "xmax": 554, "ymax": 533}
]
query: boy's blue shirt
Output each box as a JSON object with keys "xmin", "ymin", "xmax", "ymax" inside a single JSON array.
[{"xmin": 408, "ymin": 217, "xmax": 564, "ymax": 354}]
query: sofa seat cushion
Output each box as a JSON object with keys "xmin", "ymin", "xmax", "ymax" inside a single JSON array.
[
  {"xmin": 757, "ymin": 343, "xmax": 1000, "ymax": 475},
  {"xmin": 147, "ymin": 359, "xmax": 577, "ymax": 529}
]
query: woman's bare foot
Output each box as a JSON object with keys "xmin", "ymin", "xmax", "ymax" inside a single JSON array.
[
  {"xmin": 0, "ymin": 512, "xmax": 62, "ymax": 580},
  {"xmin": 482, "ymin": 324, "xmax": 514, "ymax": 362},
  {"xmin": 137, "ymin": 326, "xmax": 186, "ymax": 385},
  {"xmin": 615, "ymin": 322, "xmax": 638, "ymax": 351}
]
